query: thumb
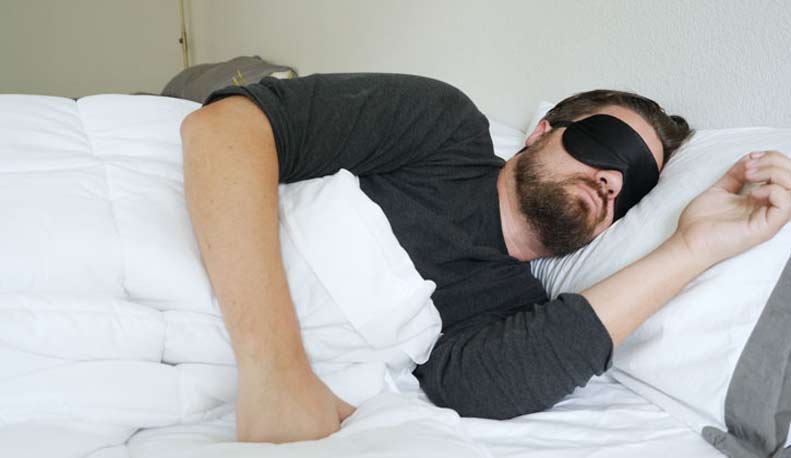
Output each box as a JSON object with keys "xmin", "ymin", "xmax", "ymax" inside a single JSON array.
[
  {"xmin": 714, "ymin": 154, "xmax": 752, "ymax": 194},
  {"xmin": 336, "ymin": 397, "xmax": 356, "ymax": 422}
]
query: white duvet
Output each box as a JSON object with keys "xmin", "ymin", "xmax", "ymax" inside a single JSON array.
[{"xmin": 0, "ymin": 94, "xmax": 724, "ymax": 458}]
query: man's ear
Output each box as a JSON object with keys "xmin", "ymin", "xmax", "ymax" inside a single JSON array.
[{"xmin": 525, "ymin": 119, "xmax": 552, "ymax": 147}]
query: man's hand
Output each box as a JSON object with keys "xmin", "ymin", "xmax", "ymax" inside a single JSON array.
[
  {"xmin": 236, "ymin": 363, "xmax": 356, "ymax": 443},
  {"xmin": 584, "ymin": 150, "xmax": 791, "ymax": 347},
  {"xmin": 181, "ymin": 98, "xmax": 355, "ymax": 444},
  {"xmin": 676, "ymin": 151, "xmax": 791, "ymax": 267}
]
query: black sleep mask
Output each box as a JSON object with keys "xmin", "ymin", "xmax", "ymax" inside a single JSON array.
[{"xmin": 550, "ymin": 114, "xmax": 659, "ymax": 221}]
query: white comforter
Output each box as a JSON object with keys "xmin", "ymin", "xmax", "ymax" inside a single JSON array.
[{"xmin": 0, "ymin": 94, "xmax": 723, "ymax": 458}]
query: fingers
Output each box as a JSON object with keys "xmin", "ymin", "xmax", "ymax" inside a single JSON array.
[
  {"xmin": 745, "ymin": 150, "xmax": 791, "ymax": 190},
  {"xmin": 750, "ymin": 182, "xmax": 791, "ymax": 232},
  {"xmin": 716, "ymin": 150, "xmax": 791, "ymax": 194},
  {"xmin": 714, "ymin": 154, "xmax": 753, "ymax": 193},
  {"xmin": 337, "ymin": 398, "xmax": 357, "ymax": 422}
]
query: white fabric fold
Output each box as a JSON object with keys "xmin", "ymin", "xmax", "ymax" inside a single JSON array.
[{"xmin": 0, "ymin": 94, "xmax": 441, "ymax": 433}]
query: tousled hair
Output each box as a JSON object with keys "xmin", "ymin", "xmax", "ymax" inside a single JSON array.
[{"xmin": 542, "ymin": 89, "xmax": 694, "ymax": 167}]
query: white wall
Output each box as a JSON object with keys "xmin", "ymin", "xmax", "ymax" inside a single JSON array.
[
  {"xmin": 187, "ymin": 0, "xmax": 791, "ymax": 130},
  {"xmin": 0, "ymin": 0, "xmax": 184, "ymax": 97}
]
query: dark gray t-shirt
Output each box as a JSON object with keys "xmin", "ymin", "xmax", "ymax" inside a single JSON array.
[{"xmin": 204, "ymin": 73, "xmax": 613, "ymax": 419}]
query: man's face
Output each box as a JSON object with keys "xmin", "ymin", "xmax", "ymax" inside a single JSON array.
[{"xmin": 514, "ymin": 105, "xmax": 664, "ymax": 257}]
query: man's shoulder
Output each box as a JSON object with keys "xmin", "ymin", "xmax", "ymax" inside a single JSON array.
[{"xmin": 304, "ymin": 72, "xmax": 467, "ymax": 94}]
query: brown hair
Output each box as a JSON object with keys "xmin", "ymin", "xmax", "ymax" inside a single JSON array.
[{"xmin": 542, "ymin": 89, "xmax": 694, "ymax": 167}]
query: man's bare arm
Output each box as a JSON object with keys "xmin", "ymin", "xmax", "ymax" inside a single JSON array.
[
  {"xmin": 180, "ymin": 96, "xmax": 353, "ymax": 443},
  {"xmin": 582, "ymin": 232, "xmax": 706, "ymax": 347},
  {"xmin": 584, "ymin": 151, "xmax": 791, "ymax": 347}
]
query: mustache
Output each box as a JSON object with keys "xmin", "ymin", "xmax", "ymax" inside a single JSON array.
[
  {"xmin": 563, "ymin": 175, "xmax": 609, "ymax": 223},
  {"xmin": 517, "ymin": 143, "xmax": 609, "ymax": 224},
  {"xmin": 513, "ymin": 145, "xmax": 610, "ymax": 256}
]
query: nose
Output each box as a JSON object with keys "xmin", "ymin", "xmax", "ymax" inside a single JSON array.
[{"xmin": 595, "ymin": 169, "xmax": 623, "ymax": 200}]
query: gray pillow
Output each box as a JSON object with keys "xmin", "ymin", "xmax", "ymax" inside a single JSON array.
[
  {"xmin": 702, "ymin": 256, "xmax": 791, "ymax": 458},
  {"xmin": 161, "ymin": 55, "xmax": 296, "ymax": 103}
]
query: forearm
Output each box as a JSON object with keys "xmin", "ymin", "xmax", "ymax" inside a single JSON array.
[
  {"xmin": 581, "ymin": 233, "xmax": 711, "ymax": 347},
  {"xmin": 181, "ymin": 96, "xmax": 307, "ymax": 371}
]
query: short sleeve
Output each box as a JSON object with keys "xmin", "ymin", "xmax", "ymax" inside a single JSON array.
[{"xmin": 203, "ymin": 73, "xmax": 493, "ymax": 183}]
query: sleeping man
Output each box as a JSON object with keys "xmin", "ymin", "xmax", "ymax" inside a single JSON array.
[{"xmin": 179, "ymin": 73, "xmax": 791, "ymax": 444}]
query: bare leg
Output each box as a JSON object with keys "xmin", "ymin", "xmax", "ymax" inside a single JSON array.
[{"xmin": 181, "ymin": 96, "xmax": 354, "ymax": 443}]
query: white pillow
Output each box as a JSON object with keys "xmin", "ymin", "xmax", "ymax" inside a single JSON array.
[
  {"xmin": 486, "ymin": 101, "xmax": 555, "ymax": 160},
  {"xmin": 523, "ymin": 100, "xmax": 556, "ymax": 141},
  {"xmin": 488, "ymin": 118, "xmax": 526, "ymax": 160},
  {"xmin": 278, "ymin": 170, "xmax": 443, "ymax": 404},
  {"xmin": 530, "ymin": 128, "xmax": 791, "ymax": 458}
]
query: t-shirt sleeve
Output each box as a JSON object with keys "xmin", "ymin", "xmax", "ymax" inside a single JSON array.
[
  {"xmin": 413, "ymin": 293, "xmax": 614, "ymax": 419},
  {"xmin": 203, "ymin": 73, "xmax": 492, "ymax": 183}
]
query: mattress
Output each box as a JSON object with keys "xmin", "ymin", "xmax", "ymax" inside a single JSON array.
[{"xmin": 0, "ymin": 93, "xmax": 726, "ymax": 458}]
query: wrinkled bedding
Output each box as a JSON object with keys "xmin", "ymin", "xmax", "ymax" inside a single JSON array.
[{"xmin": 0, "ymin": 94, "xmax": 724, "ymax": 458}]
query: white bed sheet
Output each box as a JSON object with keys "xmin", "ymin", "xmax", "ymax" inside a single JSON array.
[
  {"xmin": 29, "ymin": 373, "xmax": 720, "ymax": 458},
  {"xmin": 2, "ymin": 373, "xmax": 721, "ymax": 458},
  {"xmin": 400, "ymin": 373, "xmax": 724, "ymax": 458},
  {"xmin": 0, "ymin": 94, "xmax": 725, "ymax": 458}
]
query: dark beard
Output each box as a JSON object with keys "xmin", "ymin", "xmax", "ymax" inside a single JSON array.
[{"xmin": 514, "ymin": 147, "xmax": 607, "ymax": 257}]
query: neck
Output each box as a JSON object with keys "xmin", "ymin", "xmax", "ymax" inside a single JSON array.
[{"xmin": 497, "ymin": 158, "xmax": 551, "ymax": 261}]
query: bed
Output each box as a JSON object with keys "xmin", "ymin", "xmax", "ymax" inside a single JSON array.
[{"xmin": 0, "ymin": 93, "xmax": 788, "ymax": 458}]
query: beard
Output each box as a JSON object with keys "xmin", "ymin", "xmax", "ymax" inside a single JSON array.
[{"xmin": 514, "ymin": 144, "xmax": 608, "ymax": 257}]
